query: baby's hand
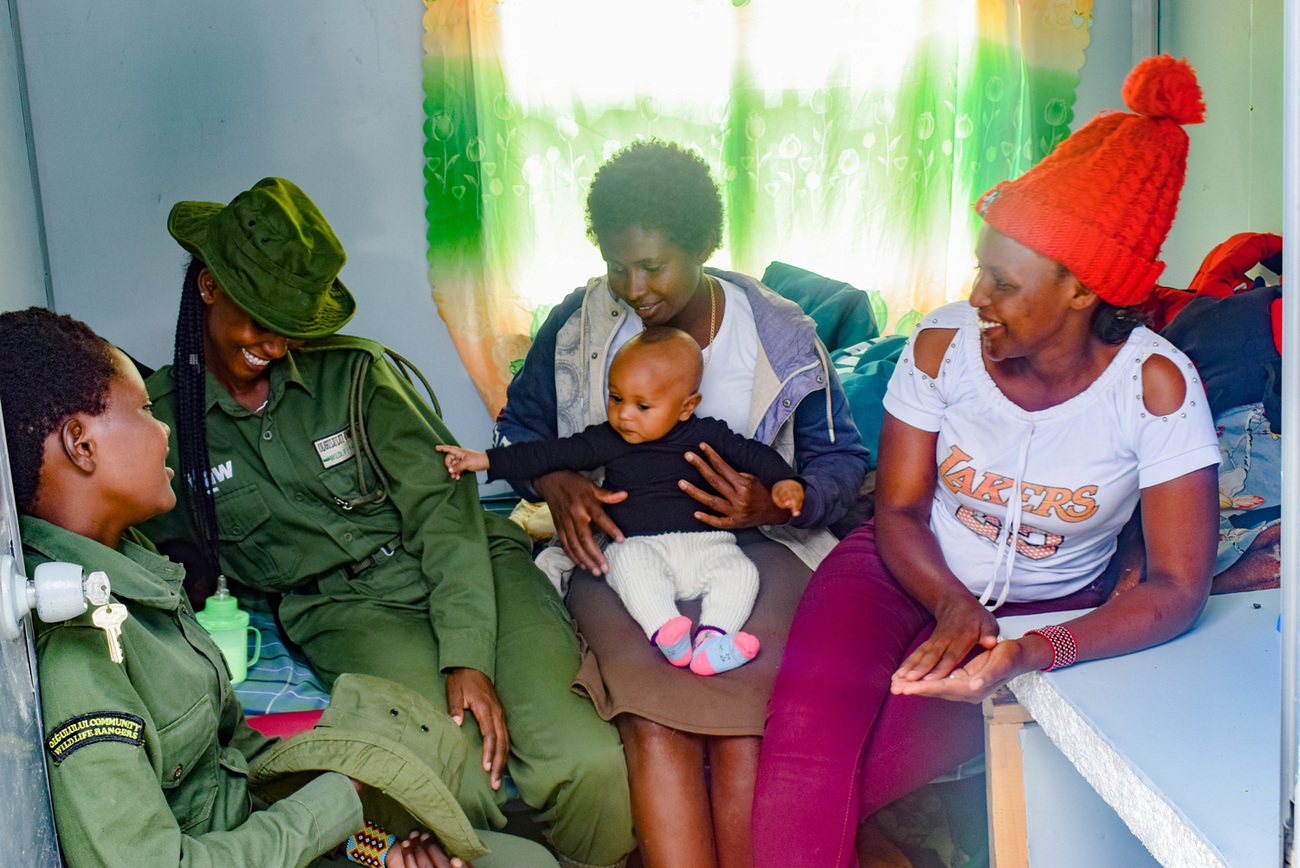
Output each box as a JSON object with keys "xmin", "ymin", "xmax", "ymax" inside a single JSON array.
[
  {"xmin": 435, "ymin": 445, "xmax": 490, "ymax": 480},
  {"xmin": 771, "ymin": 479, "xmax": 804, "ymax": 518}
]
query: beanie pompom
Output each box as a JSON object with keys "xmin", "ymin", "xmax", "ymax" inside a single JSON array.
[
  {"xmin": 1121, "ymin": 54, "xmax": 1205, "ymax": 125},
  {"xmin": 976, "ymin": 55, "xmax": 1200, "ymax": 307}
]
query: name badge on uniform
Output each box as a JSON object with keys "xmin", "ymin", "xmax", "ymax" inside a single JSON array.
[{"xmin": 314, "ymin": 428, "xmax": 356, "ymax": 469}]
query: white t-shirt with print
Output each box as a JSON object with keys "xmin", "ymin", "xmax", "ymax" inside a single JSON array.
[
  {"xmin": 882, "ymin": 302, "xmax": 1220, "ymax": 604},
  {"xmin": 607, "ymin": 277, "xmax": 757, "ymax": 434}
]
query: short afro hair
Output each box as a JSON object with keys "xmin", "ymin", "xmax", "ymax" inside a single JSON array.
[
  {"xmin": 0, "ymin": 307, "xmax": 117, "ymax": 512},
  {"xmin": 586, "ymin": 139, "xmax": 724, "ymax": 258}
]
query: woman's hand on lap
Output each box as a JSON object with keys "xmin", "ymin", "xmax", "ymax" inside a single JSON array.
[
  {"xmin": 890, "ymin": 637, "xmax": 1042, "ymax": 703},
  {"xmin": 385, "ymin": 831, "xmax": 471, "ymax": 868},
  {"xmin": 681, "ymin": 443, "xmax": 790, "ymax": 529},
  {"xmin": 445, "ymin": 668, "xmax": 510, "ymax": 790},
  {"xmin": 892, "ymin": 593, "xmax": 999, "ymax": 684},
  {"xmin": 534, "ymin": 470, "xmax": 627, "ymax": 575}
]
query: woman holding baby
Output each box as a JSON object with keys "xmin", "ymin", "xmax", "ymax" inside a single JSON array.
[{"xmin": 496, "ymin": 140, "xmax": 870, "ymax": 867}]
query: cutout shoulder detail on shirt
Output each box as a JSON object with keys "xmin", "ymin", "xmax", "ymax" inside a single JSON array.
[
  {"xmin": 913, "ymin": 328, "xmax": 958, "ymax": 379},
  {"xmin": 1140, "ymin": 352, "xmax": 1187, "ymax": 416}
]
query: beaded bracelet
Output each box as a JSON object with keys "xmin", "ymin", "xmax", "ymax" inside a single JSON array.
[
  {"xmin": 345, "ymin": 821, "xmax": 396, "ymax": 867},
  {"xmin": 1026, "ymin": 624, "xmax": 1078, "ymax": 671}
]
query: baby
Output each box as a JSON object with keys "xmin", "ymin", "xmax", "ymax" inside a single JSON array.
[{"xmin": 439, "ymin": 327, "xmax": 804, "ymax": 675}]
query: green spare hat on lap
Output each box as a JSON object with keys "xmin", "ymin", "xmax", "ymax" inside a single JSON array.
[
  {"xmin": 248, "ymin": 673, "xmax": 490, "ymax": 862},
  {"xmin": 169, "ymin": 177, "xmax": 356, "ymax": 339}
]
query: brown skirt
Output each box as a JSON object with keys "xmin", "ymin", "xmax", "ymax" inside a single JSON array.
[{"xmin": 567, "ymin": 529, "xmax": 813, "ymax": 736}]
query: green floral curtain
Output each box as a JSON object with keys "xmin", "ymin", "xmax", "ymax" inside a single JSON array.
[{"xmin": 423, "ymin": 0, "xmax": 1092, "ymax": 414}]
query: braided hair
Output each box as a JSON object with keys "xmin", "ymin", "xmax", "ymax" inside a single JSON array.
[
  {"xmin": 0, "ymin": 308, "xmax": 117, "ymax": 512},
  {"xmin": 172, "ymin": 258, "xmax": 223, "ymax": 579}
]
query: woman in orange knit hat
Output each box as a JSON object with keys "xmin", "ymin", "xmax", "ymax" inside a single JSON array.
[{"xmin": 753, "ymin": 56, "xmax": 1220, "ymax": 866}]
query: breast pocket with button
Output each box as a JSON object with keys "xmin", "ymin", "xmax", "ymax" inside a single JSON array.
[
  {"xmin": 318, "ymin": 459, "xmax": 388, "ymax": 518},
  {"xmin": 157, "ymin": 694, "xmax": 219, "ymax": 833},
  {"xmin": 214, "ymin": 485, "xmax": 303, "ymax": 590}
]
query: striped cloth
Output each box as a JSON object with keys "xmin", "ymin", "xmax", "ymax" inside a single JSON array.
[{"xmin": 231, "ymin": 594, "xmax": 330, "ymax": 715}]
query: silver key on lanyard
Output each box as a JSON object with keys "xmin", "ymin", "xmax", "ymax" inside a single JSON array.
[{"xmin": 91, "ymin": 604, "xmax": 128, "ymax": 664}]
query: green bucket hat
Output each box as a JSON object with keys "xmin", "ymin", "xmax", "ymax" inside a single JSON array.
[
  {"xmin": 248, "ymin": 673, "xmax": 489, "ymax": 861},
  {"xmin": 168, "ymin": 177, "xmax": 356, "ymax": 340}
]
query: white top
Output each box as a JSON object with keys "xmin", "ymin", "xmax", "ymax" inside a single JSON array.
[
  {"xmin": 883, "ymin": 302, "xmax": 1220, "ymax": 604},
  {"xmin": 608, "ymin": 277, "xmax": 758, "ymax": 434}
]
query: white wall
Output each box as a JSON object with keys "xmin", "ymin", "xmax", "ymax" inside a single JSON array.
[
  {"xmin": 10, "ymin": 0, "xmax": 496, "ymax": 453},
  {"xmin": 1066, "ymin": 0, "xmax": 1284, "ymax": 289},
  {"xmin": 1160, "ymin": 0, "xmax": 1284, "ymax": 286},
  {"xmin": 0, "ymin": 0, "xmax": 47, "ymax": 314},
  {"xmin": 1071, "ymin": 0, "xmax": 1135, "ymax": 134}
]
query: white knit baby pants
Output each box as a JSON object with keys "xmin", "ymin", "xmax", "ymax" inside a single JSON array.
[{"xmin": 604, "ymin": 531, "xmax": 759, "ymax": 638}]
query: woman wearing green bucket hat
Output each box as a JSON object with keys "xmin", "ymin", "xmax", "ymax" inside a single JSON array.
[{"xmin": 139, "ymin": 178, "xmax": 635, "ymax": 868}]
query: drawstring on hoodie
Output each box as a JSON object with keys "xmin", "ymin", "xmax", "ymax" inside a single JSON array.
[
  {"xmin": 814, "ymin": 341, "xmax": 836, "ymax": 444},
  {"xmin": 980, "ymin": 420, "xmax": 1034, "ymax": 610}
]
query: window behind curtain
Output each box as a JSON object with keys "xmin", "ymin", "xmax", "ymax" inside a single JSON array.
[{"xmin": 423, "ymin": 0, "xmax": 1093, "ymax": 415}]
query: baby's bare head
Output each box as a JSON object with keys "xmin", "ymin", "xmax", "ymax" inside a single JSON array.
[
  {"xmin": 612, "ymin": 327, "xmax": 703, "ymax": 393},
  {"xmin": 606, "ymin": 328, "xmax": 704, "ymax": 444}
]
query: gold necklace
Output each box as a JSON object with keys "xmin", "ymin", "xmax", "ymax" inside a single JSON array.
[{"xmin": 702, "ymin": 276, "xmax": 717, "ymax": 375}]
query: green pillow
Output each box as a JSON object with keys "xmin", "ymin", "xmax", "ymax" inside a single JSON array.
[{"xmin": 761, "ymin": 261, "xmax": 881, "ymax": 353}]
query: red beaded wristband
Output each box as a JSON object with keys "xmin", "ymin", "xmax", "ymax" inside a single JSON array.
[{"xmin": 1026, "ymin": 625, "xmax": 1078, "ymax": 671}]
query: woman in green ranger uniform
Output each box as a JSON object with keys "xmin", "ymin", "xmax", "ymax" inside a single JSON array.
[
  {"xmin": 0, "ymin": 306, "xmax": 562, "ymax": 867},
  {"xmin": 138, "ymin": 177, "xmax": 634, "ymax": 868}
]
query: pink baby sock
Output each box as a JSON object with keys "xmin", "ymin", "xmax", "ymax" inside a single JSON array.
[
  {"xmin": 652, "ymin": 616, "xmax": 693, "ymax": 667},
  {"xmin": 689, "ymin": 628, "xmax": 760, "ymax": 676}
]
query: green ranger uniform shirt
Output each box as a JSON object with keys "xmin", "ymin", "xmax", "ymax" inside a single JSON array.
[
  {"xmin": 25, "ymin": 517, "xmax": 363, "ymax": 867},
  {"xmin": 141, "ymin": 338, "xmax": 497, "ymax": 678}
]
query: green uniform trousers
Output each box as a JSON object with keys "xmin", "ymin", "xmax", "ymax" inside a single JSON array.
[{"xmin": 281, "ymin": 513, "xmax": 634, "ymax": 867}]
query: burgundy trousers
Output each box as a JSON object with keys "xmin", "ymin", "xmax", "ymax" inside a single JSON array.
[{"xmin": 752, "ymin": 521, "xmax": 1104, "ymax": 868}]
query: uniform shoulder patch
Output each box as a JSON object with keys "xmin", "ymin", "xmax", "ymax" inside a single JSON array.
[{"xmin": 46, "ymin": 711, "xmax": 145, "ymax": 764}]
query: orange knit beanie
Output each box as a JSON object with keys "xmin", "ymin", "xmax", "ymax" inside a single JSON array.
[{"xmin": 974, "ymin": 55, "xmax": 1205, "ymax": 307}]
